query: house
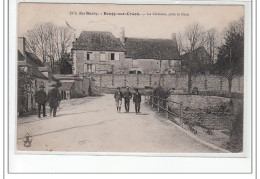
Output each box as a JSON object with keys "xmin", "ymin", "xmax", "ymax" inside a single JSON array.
[
  {"xmin": 18, "ymin": 37, "xmax": 58, "ymax": 114},
  {"xmin": 71, "ymin": 28, "xmax": 181, "ymax": 75},
  {"xmin": 123, "ymin": 31, "xmax": 181, "ymax": 74},
  {"xmin": 71, "ymin": 31, "xmax": 126, "ymax": 75},
  {"xmin": 181, "ymin": 46, "xmax": 211, "ymax": 65},
  {"xmin": 180, "ymin": 46, "xmax": 212, "ymax": 74},
  {"xmin": 53, "ymin": 74, "xmax": 95, "ymax": 100}
]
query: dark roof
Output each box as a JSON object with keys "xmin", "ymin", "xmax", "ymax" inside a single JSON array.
[
  {"xmin": 181, "ymin": 46, "xmax": 211, "ymax": 63},
  {"xmin": 72, "ymin": 31, "xmax": 125, "ymax": 52},
  {"xmin": 19, "ymin": 51, "xmax": 48, "ymax": 79},
  {"xmin": 124, "ymin": 38, "xmax": 180, "ymax": 60},
  {"xmin": 25, "ymin": 51, "xmax": 45, "ymax": 67},
  {"xmin": 25, "ymin": 51, "xmax": 58, "ymax": 81},
  {"xmin": 18, "ymin": 50, "xmax": 25, "ymax": 61}
]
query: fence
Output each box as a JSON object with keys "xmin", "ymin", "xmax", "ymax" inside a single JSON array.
[{"xmin": 146, "ymin": 94, "xmax": 184, "ymax": 127}]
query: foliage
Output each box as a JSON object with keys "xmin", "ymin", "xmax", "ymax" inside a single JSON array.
[
  {"xmin": 18, "ymin": 67, "xmax": 33, "ymax": 115},
  {"xmin": 59, "ymin": 53, "xmax": 73, "ymax": 74},
  {"xmin": 215, "ymin": 17, "xmax": 244, "ymax": 97},
  {"xmin": 216, "ymin": 18, "xmax": 244, "ymax": 76}
]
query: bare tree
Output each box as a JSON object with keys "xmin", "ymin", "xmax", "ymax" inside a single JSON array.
[
  {"xmin": 205, "ymin": 28, "xmax": 219, "ymax": 64},
  {"xmin": 25, "ymin": 22, "xmax": 73, "ymax": 69},
  {"xmin": 178, "ymin": 22, "xmax": 206, "ymax": 94}
]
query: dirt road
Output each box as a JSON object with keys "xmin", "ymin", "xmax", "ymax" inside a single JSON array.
[{"xmin": 17, "ymin": 94, "xmax": 219, "ymax": 153}]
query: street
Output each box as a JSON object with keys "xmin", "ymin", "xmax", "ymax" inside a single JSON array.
[{"xmin": 17, "ymin": 94, "xmax": 219, "ymax": 153}]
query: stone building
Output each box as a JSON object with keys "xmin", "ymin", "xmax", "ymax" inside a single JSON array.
[
  {"xmin": 53, "ymin": 74, "xmax": 95, "ymax": 100},
  {"xmin": 123, "ymin": 32, "xmax": 181, "ymax": 74},
  {"xmin": 71, "ymin": 28, "xmax": 181, "ymax": 75},
  {"xmin": 71, "ymin": 31, "xmax": 126, "ymax": 75}
]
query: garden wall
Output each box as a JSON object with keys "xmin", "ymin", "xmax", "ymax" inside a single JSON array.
[{"xmin": 89, "ymin": 74, "xmax": 243, "ymax": 94}]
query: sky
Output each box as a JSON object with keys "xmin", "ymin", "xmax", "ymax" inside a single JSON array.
[{"xmin": 18, "ymin": 3, "xmax": 244, "ymax": 39}]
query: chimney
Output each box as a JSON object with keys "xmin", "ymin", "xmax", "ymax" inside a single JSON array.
[
  {"xmin": 120, "ymin": 27, "xmax": 125, "ymax": 45},
  {"xmin": 18, "ymin": 37, "xmax": 26, "ymax": 56},
  {"xmin": 171, "ymin": 33, "xmax": 177, "ymax": 41}
]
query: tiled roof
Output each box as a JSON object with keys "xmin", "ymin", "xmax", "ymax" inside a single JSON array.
[
  {"xmin": 25, "ymin": 51, "xmax": 45, "ymax": 67},
  {"xmin": 124, "ymin": 38, "xmax": 180, "ymax": 60},
  {"xmin": 25, "ymin": 51, "xmax": 58, "ymax": 81},
  {"xmin": 72, "ymin": 31, "xmax": 125, "ymax": 52},
  {"xmin": 17, "ymin": 50, "xmax": 48, "ymax": 79}
]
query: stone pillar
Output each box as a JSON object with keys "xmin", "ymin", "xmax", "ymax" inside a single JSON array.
[
  {"xmin": 112, "ymin": 74, "xmax": 114, "ymax": 86},
  {"xmin": 99, "ymin": 75, "xmax": 102, "ymax": 87},
  {"xmin": 124, "ymin": 74, "xmax": 127, "ymax": 87}
]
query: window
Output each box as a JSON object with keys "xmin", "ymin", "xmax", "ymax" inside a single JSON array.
[
  {"xmin": 84, "ymin": 52, "xmax": 92, "ymax": 61},
  {"xmin": 87, "ymin": 64, "xmax": 92, "ymax": 73},
  {"xmin": 100, "ymin": 53, "xmax": 106, "ymax": 61},
  {"xmin": 84, "ymin": 64, "xmax": 88, "ymax": 73},
  {"xmin": 133, "ymin": 59, "xmax": 138, "ymax": 67},
  {"xmin": 111, "ymin": 53, "xmax": 115, "ymax": 60}
]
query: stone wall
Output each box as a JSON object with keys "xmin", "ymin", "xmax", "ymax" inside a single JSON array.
[{"xmin": 89, "ymin": 74, "xmax": 243, "ymax": 94}]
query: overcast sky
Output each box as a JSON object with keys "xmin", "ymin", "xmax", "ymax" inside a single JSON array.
[{"xmin": 18, "ymin": 3, "xmax": 244, "ymax": 39}]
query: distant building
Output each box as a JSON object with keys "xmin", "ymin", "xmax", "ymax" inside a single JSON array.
[
  {"xmin": 71, "ymin": 28, "xmax": 181, "ymax": 75},
  {"xmin": 18, "ymin": 37, "xmax": 58, "ymax": 113},
  {"xmin": 124, "ymin": 32, "xmax": 181, "ymax": 74},
  {"xmin": 181, "ymin": 46, "xmax": 212, "ymax": 65},
  {"xmin": 53, "ymin": 74, "xmax": 95, "ymax": 100}
]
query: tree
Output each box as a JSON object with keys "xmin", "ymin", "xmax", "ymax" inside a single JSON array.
[
  {"xmin": 18, "ymin": 67, "xmax": 33, "ymax": 116},
  {"xmin": 216, "ymin": 17, "xmax": 244, "ymax": 98},
  {"xmin": 25, "ymin": 22, "xmax": 73, "ymax": 69},
  {"xmin": 177, "ymin": 22, "xmax": 206, "ymax": 93},
  {"xmin": 205, "ymin": 28, "xmax": 219, "ymax": 64}
]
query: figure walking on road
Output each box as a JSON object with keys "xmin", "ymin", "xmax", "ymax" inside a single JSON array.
[
  {"xmin": 47, "ymin": 84, "xmax": 61, "ymax": 117},
  {"xmin": 124, "ymin": 87, "xmax": 132, "ymax": 113},
  {"xmin": 34, "ymin": 84, "xmax": 47, "ymax": 118},
  {"xmin": 114, "ymin": 87, "xmax": 123, "ymax": 113},
  {"xmin": 133, "ymin": 88, "xmax": 142, "ymax": 114}
]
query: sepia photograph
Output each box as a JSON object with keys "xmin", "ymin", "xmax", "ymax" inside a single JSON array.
[{"xmin": 17, "ymin": 3, "xmax": 245, "ymax": 154}]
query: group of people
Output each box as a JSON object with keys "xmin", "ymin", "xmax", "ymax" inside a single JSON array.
[
  {"xmin": 34, "ymin": 83, "xmax": 61, "ymax": 118},
  {"xmin": 114, "ymin": 87, "xmax": 142, "ymax": 114}
]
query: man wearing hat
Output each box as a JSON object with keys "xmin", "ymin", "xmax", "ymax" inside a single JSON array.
[
  {"xmin": 123, "ymin": 87, "xmax": 132, "ymax": 113},
  {"xmin": 47, "ymin": 83, "xmax": 61, "ymax": 117},
  {"xmin": 34, "ymin": 84, "xmax": 47, "ymax": 118},
  {"xmin": 133, "ymin": 88, "xmax": 142, "ymax": 114},
  {"xmin": 114, "ymin": 87, "xmax": 123, "ymax": 113}
]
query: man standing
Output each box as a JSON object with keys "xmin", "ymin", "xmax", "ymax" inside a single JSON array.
[
  {"xmin": 114, "ymin": 87, "xmax": 123, "ymax": 113},
  {"xmin": 124, "ymin": 87, "xmax": 132, "ymax": 113},
  {"xmin": 133, "ymin": 88, "xmax": 142, "ymax": 114},
  {"xmin": 34, "ymin": 84, "xmax": 47, "ymax": 118},
  {"xmin": 47, "ymin": 84, "xmax": 61, "ymax": 117}
]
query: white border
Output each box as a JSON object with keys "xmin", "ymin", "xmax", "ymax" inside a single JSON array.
[{"xmin": 8, "ymin": 0, "xmax": 253, "ymax": 173}]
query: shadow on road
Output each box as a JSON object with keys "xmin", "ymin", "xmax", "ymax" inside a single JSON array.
[
  {"xmin": 18, "ymin": 112, "xmax": 91, "ymax": 125},
  {"xmin": 17, "ymin": 119, "xmax": 118, "ymax": 140}
]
